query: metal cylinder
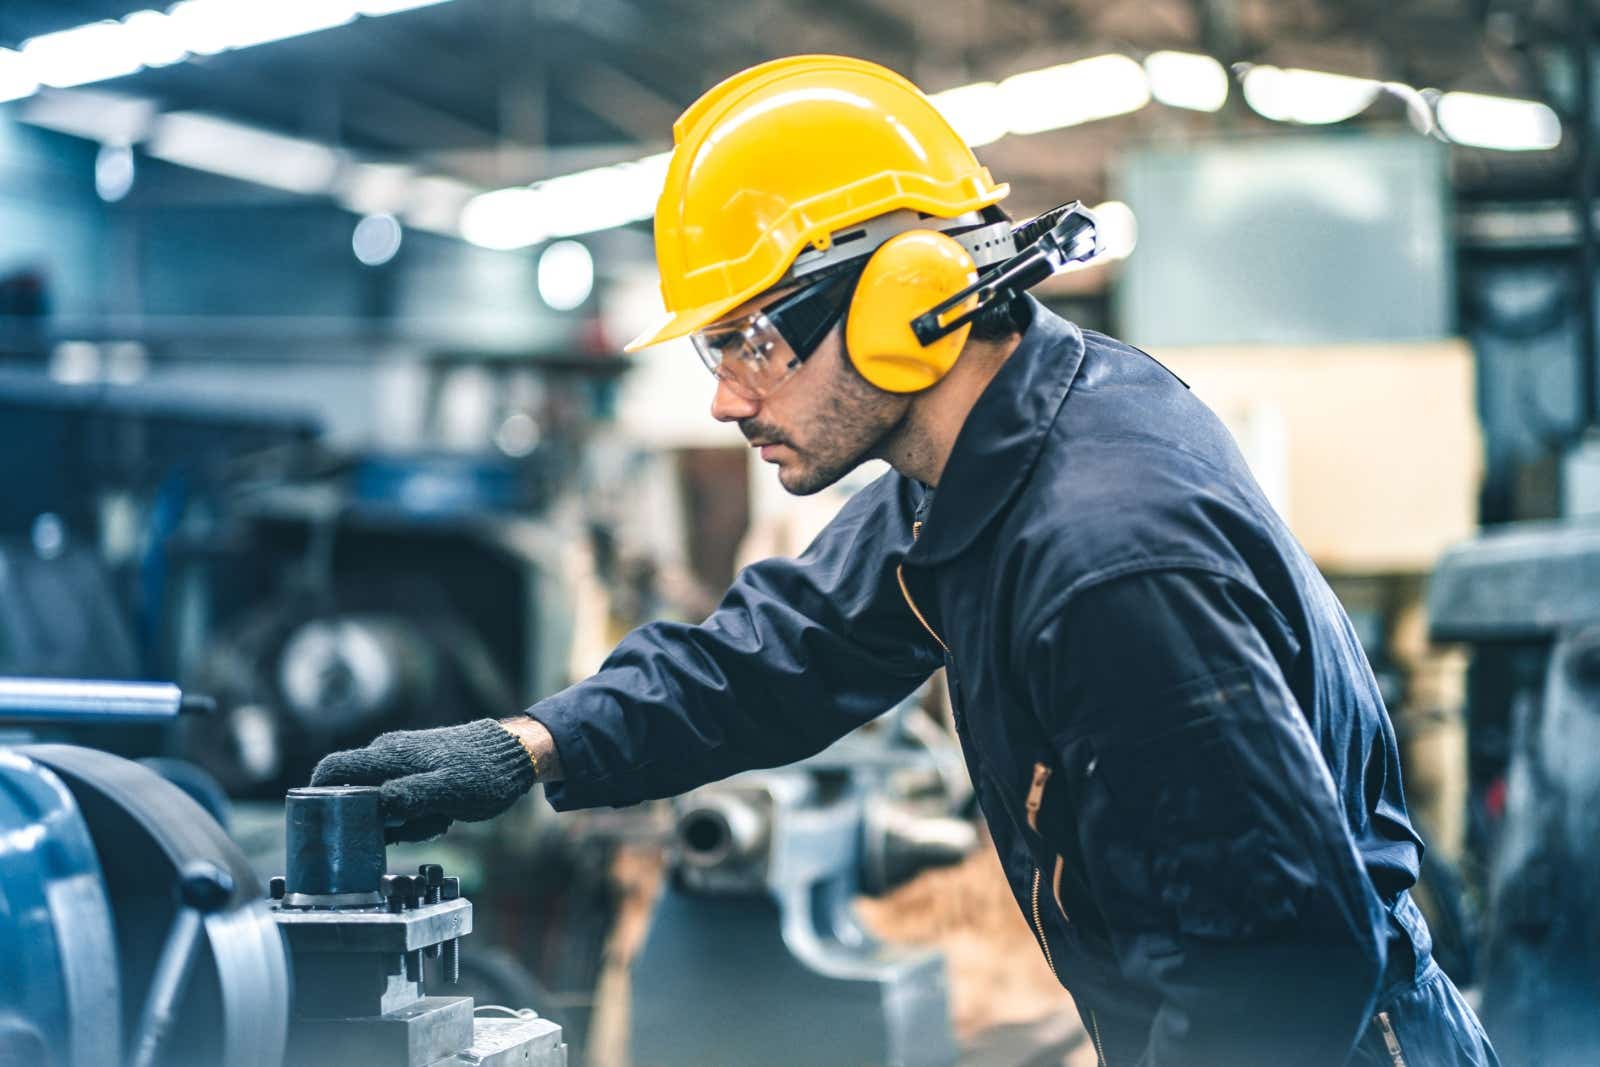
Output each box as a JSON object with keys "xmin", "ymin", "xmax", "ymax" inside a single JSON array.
[
  {"xmin": 283, "ymin": 786, "xmax": 385, "ymax": 904},
  {"xmin": 0, "ymin": 678, "xmax": 191, "ymax": 724},
  {"xmin": 677, "ymin": 795, "xmax": 767, "ymax": 869}
]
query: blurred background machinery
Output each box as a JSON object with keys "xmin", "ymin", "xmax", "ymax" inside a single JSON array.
[{"xmin": 631, "ymin": 714, "xmax": 977, "ymax": 1067}]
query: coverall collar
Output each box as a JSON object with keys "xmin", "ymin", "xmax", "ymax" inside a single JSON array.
[{"xmin": 906, "ymin": 295, "xmax": 1085, "ymax": 566}]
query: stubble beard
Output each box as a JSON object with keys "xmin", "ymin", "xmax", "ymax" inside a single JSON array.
[{"xmin": 773, "ymin": 371, "xmax": 907, "ymax": 497}]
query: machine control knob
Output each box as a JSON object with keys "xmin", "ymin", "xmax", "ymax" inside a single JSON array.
[{"xmin": 268, "ymin": 876, "xmax": 286, "ymax": 901}]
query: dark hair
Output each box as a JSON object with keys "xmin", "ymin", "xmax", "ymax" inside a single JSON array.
[{"xmin": 966, "ymin": 204, "xmax": 1028, "ymax": 341}]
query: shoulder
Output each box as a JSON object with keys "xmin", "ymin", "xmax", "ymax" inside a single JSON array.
[{"xmin": 997, "ymin": 348, "xmax": 1279, "ymax": 632}]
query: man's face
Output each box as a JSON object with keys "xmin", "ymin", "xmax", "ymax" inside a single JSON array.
[{"xmin": 707, "ymin": 286, "xmax": 910, "ymax": 496}]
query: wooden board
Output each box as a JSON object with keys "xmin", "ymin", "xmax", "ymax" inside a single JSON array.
[{"xmin": 1151, "ymin": 339, "xmax": 1482, "ymax": 574}]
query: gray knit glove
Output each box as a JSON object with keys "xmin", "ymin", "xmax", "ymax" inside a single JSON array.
[{"xmin": 310, "ymin": 719, "xmax": 538, "ymax": 842}]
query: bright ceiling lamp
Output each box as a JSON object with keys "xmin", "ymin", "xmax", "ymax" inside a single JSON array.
[
  {"xmin": 929, "ymin": 82, "xmax": 1007, "ymax": 147},
  {"xmin": 1437, "ymin": 91, "xmax": 1561, "ymax": 151},
  {"xmin": 163, "ymin": 0, "xmax": 358, "ymax": 53},
  {"xmin": 999, "ymin": 55, "xmax": 1151, "ymax": 134},
  {"xmin": 0, "ymin": 1, "xmax": 455, "ymax": 104},
  {"xmin": 0, "ymin": 49, "xmax": 40, "ymax": 104},
  {"xmin": 462, "ymin": 152, "xmax": 671, "ymax": 250},
  {"xmin": 147, "ymin": 111, "xmax": 342, "ymax": 194},
  {"xmin": 1089, "ymin": 200, "xmax": 1138, "ymax": 260},
  {"xmin": 460, "ymin": 188, "xmax": 543, "ymax": 250},
  {"xmin": 21, "ymin": 22, "xmax": 144, "ymax": 88},
  {"xmin": 1240, "ymin": 66, "xmax": 1381, "ymax": 124},
  {"xmin": 1144, "ymin": 51, "xmax": 1228, "ymax": 112},
  {"xmin": 356, "ymin": 0, "xmax": 454, "ymax": 12},
  {"xmin": 120, "ymin": 11, "xmax": 189, "ymax": 67}
]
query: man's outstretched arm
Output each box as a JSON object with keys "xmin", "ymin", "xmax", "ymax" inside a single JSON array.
[{"xmin": 312, "ymin": 475, "xmax": 941, "ymax": 838}]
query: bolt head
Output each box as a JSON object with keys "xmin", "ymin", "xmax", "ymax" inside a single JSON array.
[
  {"xmin": 418, "ymin": 863, "xmax": 444, "ymax": 886},
  {"xmin": 441, "ymin": 875, "xmax": 461, "ymax": 901}
]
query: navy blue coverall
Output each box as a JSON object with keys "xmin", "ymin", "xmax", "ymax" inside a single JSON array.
[{"xmin": 529, "ymin": 298, "xmax": 1498, "ymax": 1066}]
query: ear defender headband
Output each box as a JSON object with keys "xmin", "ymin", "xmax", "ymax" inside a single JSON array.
[{"xmin": 844, "ymin": 202, "xmax": 1103, "ymax": 393}]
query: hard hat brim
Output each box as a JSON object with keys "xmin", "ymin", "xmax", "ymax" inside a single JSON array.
[{"xmin": 623, "ymin": 298, "xmax": 746, "ymax": 353}]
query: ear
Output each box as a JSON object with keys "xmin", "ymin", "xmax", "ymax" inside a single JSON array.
[{"xmin": 845, "ymin": 230, "xmax": 977, "ymax": 393}]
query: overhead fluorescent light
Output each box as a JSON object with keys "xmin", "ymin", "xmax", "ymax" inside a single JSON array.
[
  {"xmin": 1437, "ymin": 91, "xmax": 1561, "ymax": 151},
  {"xmin": 1144, "ymin": 51, "xmax": 1228, "ymax": 113},
  {"xmin": 929, "ymin": 82, "xmax": 1007, "ymax": 147},
  {"xmin": 357, "ymin": 0, "xmax": 454, "ymax": 13},
  {"xmin": 120, "ymin": 11, "xmax": 189, "ymax": 68},
  {"xmin": 19, "ymin": 88, "xmax": 159, "ymax": 145},
  {"xmin": 1240, "ymin": 66, "xmax": 1381, "ymax": 124},
  {"xmin": 460, "ymin": 188, "xmax": 543, "ymax": 250},
  {"xmin": 998, "ymin": 55, "xmax": 1151, "ymax": 135},
  {"xmin": 147, "ymin": 111, "xmax": 343, "ymax": 193},
  {"xmin": 21, "ymin": 22, "xmax": 143, "ymax": 89},
  {"xmin": 405, "ymin": 175, "xmax": 481, "ymax": 235},
  {"xmin": 463, "ymin": 152, "xmax": 671, "ymax": 250},
  {"xmin": 338, "ymin": 161, "xmax": 418, "ymax": 216},
  {"xmin": 0, "ymin": 1, "xmax": 457, "ymax": 105},
  {"xmin": 163, "ymin": 0, "xmax": 357, "ymax": 53},
  {"xmin": 0, "ymin": 49, "xmax": 40, "ymax": 104}
]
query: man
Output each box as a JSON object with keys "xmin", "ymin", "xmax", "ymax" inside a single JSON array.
[{"xmin": 314, "ymin": 56, "xmax": 1497, "ymax": 1065}]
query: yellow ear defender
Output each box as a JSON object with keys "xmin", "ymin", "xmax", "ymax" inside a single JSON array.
[
  {"xmin": 845, "ymin": 231, "xmax": 980, "ymax": 393},
  {"xmin": 844, "ymin": 202, "xmax": 1104, "ymax": 393}
]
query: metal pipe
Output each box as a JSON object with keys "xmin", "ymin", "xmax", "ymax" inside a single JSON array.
[{"xmin": 0, "ymin": 678, "xmax": 207, "ymax": 724}]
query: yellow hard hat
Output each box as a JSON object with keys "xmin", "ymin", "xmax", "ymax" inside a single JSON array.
[{"xmin": 624, "ymin": 55, "xmax": 1009, "ymax": 352}]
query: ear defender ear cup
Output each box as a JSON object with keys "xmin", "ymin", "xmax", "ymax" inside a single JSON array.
[{"xmin": 845, "ymin": 230, "xmax": 980, "ymax": 393}]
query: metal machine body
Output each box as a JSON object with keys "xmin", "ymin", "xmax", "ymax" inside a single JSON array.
[
  {"xmin": 630, "ymin": 729, "xmax": 975, "ymax": 1067},
  {"xmin": 269, "ymin": 787, "xmax": 565, "ymax": 1067},
  {"xmin": 0, "ymin": 678, "xmax": 565, "ymax": 1067},
  {"xmin": 1430, "ymin": 521, "xmax": 1600, "ymax": 1065}
]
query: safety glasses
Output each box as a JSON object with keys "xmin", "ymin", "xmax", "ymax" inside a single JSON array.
[{"xmin": 690, "ymin": 268, "xmax": 858, "ymax": 401}]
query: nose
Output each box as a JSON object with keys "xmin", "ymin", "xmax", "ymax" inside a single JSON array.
[{"xmin": 710, "ymin": 377, "xmax": 760, "ymax": 422}]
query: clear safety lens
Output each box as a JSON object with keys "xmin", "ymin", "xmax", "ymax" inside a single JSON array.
[{"xmin": 691, "ymin": 312, "xmax": 797, "ymax": 400}]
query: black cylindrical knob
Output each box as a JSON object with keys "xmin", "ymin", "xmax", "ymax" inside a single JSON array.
[
  {"xmin": 284, "ymin": 786, "xmax": 385, "ymax": 898},
  {"xmin": 268, "ymin": 876, "xmax": 286, "ymax": 900}
]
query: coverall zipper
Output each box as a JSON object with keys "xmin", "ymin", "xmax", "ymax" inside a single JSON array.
[
  {"xmin": 901, "ymin": 523, "xmax": 1091, "ymax": 1054},
  {"xmin": 1375, "ymin": 1011, "xmax": 1407, "ymax": 1067}
]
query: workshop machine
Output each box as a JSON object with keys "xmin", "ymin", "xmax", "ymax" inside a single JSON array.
[
  {"xmin": 1429, "ymin": 522, "xmax": 1600, "ymax": 1066},
  {"xmin": 630, "ymin": 717, "xmax": 977, "ymax": 1067},
  {"xmin": 0, "ymin": 676, "xmax": 566, "ymax": 1067}
]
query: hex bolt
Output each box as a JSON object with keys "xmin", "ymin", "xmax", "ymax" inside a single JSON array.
[
  {"xmin": 381, "ymin": 874, "xmax": 405, "ymax": 914},
  {"xmin": 440, "ymin": 876, "xmax": 462, "ymax": 982},
  {"xmin": 268, "ymin": 876, "xmax": 286, "ymax": 901},
  {"xmin": 419, "ymin": 863, "xmax": 444, "ymax": 905}
]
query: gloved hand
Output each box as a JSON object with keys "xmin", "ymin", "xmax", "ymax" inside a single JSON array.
[{"xmin": 310, "ymin": 719, "xmax": 538, "ymax": 842}]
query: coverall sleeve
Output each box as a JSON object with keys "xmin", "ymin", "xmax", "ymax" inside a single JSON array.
[
  {"xmin": 529, "ymin": 475, "xmax": 942, "ymax": 810},
  {"xmin": 1024, "ymin": 568, "xmax": 1387, "ymax": 1066}
]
